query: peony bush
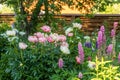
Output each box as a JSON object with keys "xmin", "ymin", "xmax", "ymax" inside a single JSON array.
[{"xmin": 0, "ymin": 20, "xmax": 120, "ymax": 80}]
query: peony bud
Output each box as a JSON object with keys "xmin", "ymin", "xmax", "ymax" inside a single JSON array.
[
  {"xmin": 76, "ymin": 56, "xmax": 81, "ymax": 64},
  {"xmin": 87, "ymin": 56, "xmax": 92, "ymax": 61}
]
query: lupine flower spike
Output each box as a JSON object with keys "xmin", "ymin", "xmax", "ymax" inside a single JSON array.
[
  {"xmin": 78, "ymin": 42, "xmax": 84, "ymax": 63},
  {"xmin": 58, "ymin": 58, "xmax": 64, "ymax": 68}
]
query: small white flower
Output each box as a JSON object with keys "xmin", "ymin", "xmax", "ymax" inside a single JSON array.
[
  {"xmin": 65, "ymin": 27, "xmax": 73, "ymax": 35},
  {"xmin": 60, "ymin": 46, "xmax": 70, "ymax": 54},
  {"xmin": 72, "ymin": 23, "xmax": 82, "ymax": 29},
  {"xmin": 88, "ymin": 61, "xmax": 96, "ymax": 70},
  {"xmin": 19, "ymin": 31, "xmax": 26, "ymax": 36},
  {"xmin": 19, "ymin": 42, "xmax": 27, "ymax": 49},
  {"xmin": 6, "ymin": 30, "xmax": 16, "ymax": 36}
]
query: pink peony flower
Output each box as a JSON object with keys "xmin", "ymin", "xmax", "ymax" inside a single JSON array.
[
  {"xmin": 47, "ymin": 36, "xmax": 54, "ymax": 43},
  {"xmin": 106, "ymin": 44, "xmax": 113, "ymax": 54},
  {"xmin": 78, "ymin": 72, "xmax": 83, "ymax": 79},
  {"xmin": 113, "ymin": 22, "xmax": 118, "ymax": 29},
  {"xmin": 67, "ymin": 33, "xmax": 73, "ymax": 37},
  {"xmin": 38, "ymin": 37, "xmax": 47, "ymax": 43},
  {"xmin": 41, "ymin": 25, "xmax": 51, "ymax": 32},
  {"xmin": 58, "ymin": 58, "xmax": 64, "ymax": 68},
  {"xmin": 111, "ymin": 29, "xmax": 115, "ymax": 37},
  {"xmin": 28, "ymin": 36, "xmax": 38, "ymax": 43},
  {"xmin": 19, "ymin": 42, "xmax": 27, "ymax": 49},
  {"xmin": 118, "ymin": 53, "xmax": 120, "ymax": 63},
  {"xmin": 34, "ymin": 32, "xmax": 44, "ymax": 38},
  {"xmin": 76, "ymin": 56, "xmax": 81, "ymax": 64},
  {"xmin": 78, "ymin": 42, "xmax": 84, "ymax": 63},
  {"xmin": 58, "ymin": 35, "xmax": 66, "ymax": 42}
]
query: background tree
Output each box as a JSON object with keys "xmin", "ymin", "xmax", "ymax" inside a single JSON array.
[{"xmin": 0, "ymin": 0, "xmax": 119, "ymax": 35}]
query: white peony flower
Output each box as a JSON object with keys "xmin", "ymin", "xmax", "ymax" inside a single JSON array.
[
  {"xmin": 72, "ymin": 23, "xmax": 82, "ymax": 29},
  {"xmin": 88, "ymin": 61, "xmax": 96, "ymax": 70},
  {"xmin": 65, "ymin": 27, "xmax": 73, "ymax": 35},
  {"xmin": 6, "ymin": 30, "xmax": 16, "ymax": 36},
  {"xmin": 50, "ymin": 33, "xmax": 59, "ymax": 41},
  {"xmin": 19, "ymin": 42, "xmax": 28, "ymax": 50},
  {"xmin": 60, "ymin": 46, "xmax": 70, "ymax": 54}
]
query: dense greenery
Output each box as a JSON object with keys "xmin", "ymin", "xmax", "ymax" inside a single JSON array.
[{"xmin": 0, "ymin": 18, "xmax": 120, "ymax": 79}]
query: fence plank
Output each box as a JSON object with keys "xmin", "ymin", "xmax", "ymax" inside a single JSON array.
[{"xmin": 0, "ymin": 14, "xmax": 120, "ymax": 35}]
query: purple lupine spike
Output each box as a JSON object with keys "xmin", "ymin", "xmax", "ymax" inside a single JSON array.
[
  {"xmin": 97, "ymin": 31, "xmax": 103, "ymax": 48},
  {"xmin": 118, "ymin": 53, "xmax": 120, "ymax": 63},
  {"xmin": 111, "ymin": 29, "xmax": 115, "ymax": 37},
  {"xmin": 58, "ymin": 58, "xmax": 64, "ymax": 68},
  {"xmin": 100, "ymin": 26, "xmax": 106, "ymax": 43},
  {"xmin": 78, "ymin": 42, "xmax": 84, "ymax": 63}
]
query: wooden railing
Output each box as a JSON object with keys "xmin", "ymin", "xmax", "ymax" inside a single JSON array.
[{"xmin": 0, "ymin": 14, "xmax": 120, "ymax": 34}]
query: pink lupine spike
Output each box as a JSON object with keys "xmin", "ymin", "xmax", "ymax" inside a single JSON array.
[
  {"xmin": 113, "ymin": 22, "xmax": 118, "ymax": 29},
  {"xmin": 58, "ymin": 58, "xmax": 64, "ymax": 68},
  {"xmin": 111, "ymin": 29, "xmax": 115, "ymax": 37},
  {"xmin": 97, "ymin": 31, "xmax": 103, "ymax": 48},
  {"xmin": 106, "ymin": 44, "xmax": 113, "ymax": 54},
  {"xmin": 100, "ymin": 25, "xmax": 105, "ymax": 33},
  {"xmin": 78, "ymin": 42, "xmax": 84, "ymax": 63}
]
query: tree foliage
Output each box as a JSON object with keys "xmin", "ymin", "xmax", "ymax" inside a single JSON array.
[{"xmin": 0, "ymin": 0, "xmax": 119, "ymax": 34}]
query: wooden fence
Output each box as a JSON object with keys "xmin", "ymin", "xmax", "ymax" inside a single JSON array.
[{"xmin": 0, "ymin": 14, "xmax": 120, "ymax": 35}]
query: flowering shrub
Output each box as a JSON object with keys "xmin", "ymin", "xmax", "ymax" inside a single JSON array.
[{"xmin": 0, "ymin": 20, "xmax": 120, "ymax": 80}]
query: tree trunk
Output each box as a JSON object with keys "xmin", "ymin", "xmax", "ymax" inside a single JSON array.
[{"xmin": 29, "ymin": 0, "xmax": 43, "ymax": 33}]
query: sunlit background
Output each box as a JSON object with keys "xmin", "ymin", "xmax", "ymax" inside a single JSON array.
[{"xmin": 0, "ymin": 3, "xmax": 120, "ymax": 14}]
